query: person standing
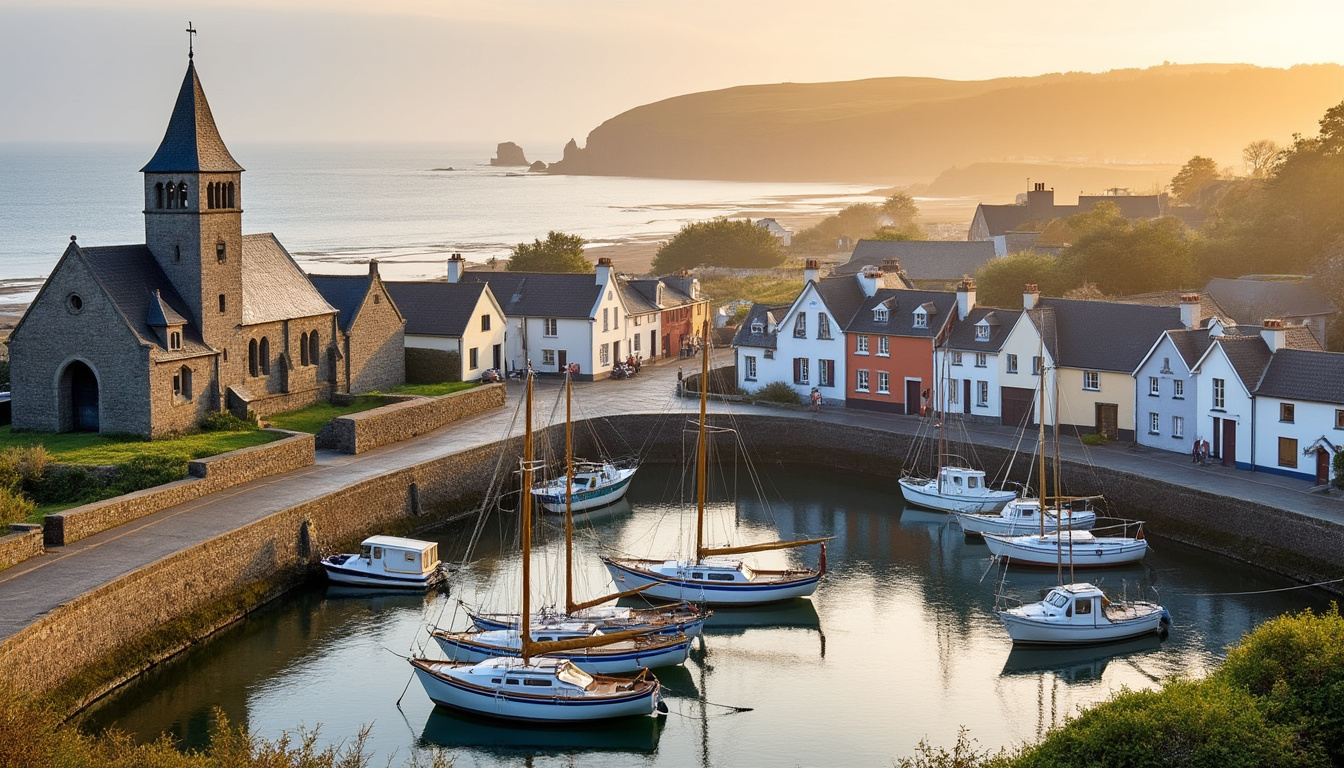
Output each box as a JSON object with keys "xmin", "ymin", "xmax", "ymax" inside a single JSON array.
[{"xmin": 810, "ymin": 388, "xmax": 821, "ymax": 414}]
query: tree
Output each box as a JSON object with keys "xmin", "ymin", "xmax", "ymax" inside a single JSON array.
[
  {"xmin": 869, "ymin": 224, "xmax": 925, "ymax": 241},
  {"xmin": 507, "ymin": 231, "xmax": 592, "ymax": 273},
  {"xmin": 1170, "ymin": 155, "xmax": 1221, "ymax": 205},
  {"xmin": 792, "ymin": 196, "xmax": 924, "ymax": 253},
  {"xmin": 1056, "ymin": 203, "xmax": 1198, "ymax": 296},
  {"xmin": 651, "ymin": 218, "xmax": 784, "ymax": 272},
  {"xmin": 881, "ymin": 192, "xmax": 920, "ymax": 226},
  {"xmin": 1243, "ymin": 139, "xmax": 1281, "ymax": 178},
  {"xmin": 973, "ymin": 252, "xmax": 1064, "ymax": 308}
]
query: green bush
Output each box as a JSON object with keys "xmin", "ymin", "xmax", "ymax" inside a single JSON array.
[
  {"xmin": 200, "ymin": 411, "xmax": 257, "ymax": 432},
  {"xmin": 405, "ymin": 347, "xmax": 462, "ymax": 384},
  {"xmin": 0, "ymin": 485, "xmax": 35, "ymax": 526},
  {"xmin": 0, "ymin": 445, "xmax": 50, "ymax": 492},
  {"xmin": 753, "ymin": 381, "xmax": 801, "ymax": 405},
  {"xmin": 1333, "ymin": 450, "xmax": 1343, "ymax": 490},
  {"xmin": 109, "ymin": 454, "xmax": 189, "ymax": 495},
  {"xmin": 1080, "ymin": 433, "xmax": 1108, "ymax": 447},
  {"xmin": 29, "ymin": 465, "xmax": 105, "ymax": 506}
]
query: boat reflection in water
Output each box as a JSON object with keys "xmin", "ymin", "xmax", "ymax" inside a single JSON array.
[
  {"xmin": 698, "ymin": 598, "xmax": 825, "ymax": 658},
  {"xmin": 418, "ymin": 705, "xmax": 665, "ymax": 754},
  {"xmin": 322, "ymin": 585, "xmax": 437, "ymax": 607},
  {"xmin": 1000, "ymin": 634, "xmax": 1165, "ymax": 684}
]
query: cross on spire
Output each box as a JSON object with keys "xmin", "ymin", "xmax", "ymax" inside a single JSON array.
[{"xmin": 186, "ymin": 22, "xmax": 196, "ymax": 59}]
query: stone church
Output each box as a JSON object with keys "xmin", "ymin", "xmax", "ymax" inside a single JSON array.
[{"xmin": 8, "ymin": 56, "xmax": 405, "ymax": 438}]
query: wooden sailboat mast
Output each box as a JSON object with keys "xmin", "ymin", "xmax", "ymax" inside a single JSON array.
[
  {"xmin": 521, "ymin": 371, "xmax": 535, "ymax": 662},
  {"xmin": 564, "ymin": 372, "xmax": 575, "ymax": 614},
  {"xmin": 695, "ymin": 319, "xmax": 710, "ymax": 562}
]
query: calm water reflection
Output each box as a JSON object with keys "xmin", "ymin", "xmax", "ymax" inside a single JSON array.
[{"xmin": 83, "ymin": 464, "xmax": 1333, "ymax": 766}]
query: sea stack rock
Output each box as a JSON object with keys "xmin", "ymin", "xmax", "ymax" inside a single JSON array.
[
  {"xmin": 545, "ymin": 138, "xmax": 588, "ymax": 174},
  {"xmin": 528, "ymin": 160, "xmax": 548, "ymax": 172},
  {"xmin": 489, "ymin": 142, "xmax": 529, "ymax": 166}
]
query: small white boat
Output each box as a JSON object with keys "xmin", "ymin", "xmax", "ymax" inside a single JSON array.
[
  {"xmin": 898, "ymin": 467, "xmax": 1017, "ymax": 513},
  {"xmin": 602, "ymin": 556, "xmax": 824, "ymax": 606},
  {"xmin": 410, "ymin": 656, "xmax": 666, "ymax": 722},
  {"xmin": 998, "ymin": 582, "xmax": 1170, "ymax": 645},
  {"xmin": 432, "ymin": 622, "xmax": 691, "ymax": 674},
  {"xmin": 531, "ymin": 461, "xmax": 638, "ymax": 514},
  {"xmin": 983, "ymin": 528, "xmax": 1148, "ymax": 568},
  {"xmin": 321, "ymin": 535, "xmax": 445, "ymax": 589},
  {"xmin": 468, "ymin": 602, "xmax": 709, "ymax": 638},
  {"xmin": 955, "ymin": 498, "xmax": 1097, "ymax": 537}
]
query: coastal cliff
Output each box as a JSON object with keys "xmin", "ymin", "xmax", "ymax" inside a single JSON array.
[
  {"xmin": 489, "ymin": 141, "xmax": 529, "ymax": 166},
  {"xmin": 544, "ymin": 63, "xmax": 1344, "ymax": 183}
]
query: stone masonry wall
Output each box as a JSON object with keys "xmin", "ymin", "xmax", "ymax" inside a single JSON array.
[
  {"xmin": 348, "ymin": 280, "xmax": 406, "ymax": 394},
  {"xmin": 44, "ymin": 430, "xmax": 314, "ymax": 547},
  {"xmin": 0, "ymin": 525, "xmax": 43, "ymax": 571},
  {"xmin": 321, "ymin": 383, "xmax": 505, "ymax": 454}
]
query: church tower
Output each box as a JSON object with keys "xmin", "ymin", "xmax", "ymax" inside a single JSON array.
[{"xmin": 142, "ymin": 54, "xmax": 244, "ymax": 349}]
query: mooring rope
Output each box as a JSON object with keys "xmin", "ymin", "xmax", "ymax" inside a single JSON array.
[{"xmin": 1188, "ymin": 576, "xmax": 1344, "ymax": 597}]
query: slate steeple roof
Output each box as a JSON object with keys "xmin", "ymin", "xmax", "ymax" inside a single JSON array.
[{"xmin": 141, "ymin": 59, "xmax": 244, "ymax": 173}]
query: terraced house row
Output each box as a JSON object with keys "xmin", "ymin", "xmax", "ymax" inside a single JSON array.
[{"xmin": 733, "ymin": 265, "xmax": 1343, "ymax": 488}]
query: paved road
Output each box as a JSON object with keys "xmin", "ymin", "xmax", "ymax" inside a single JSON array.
[{"xmin": 1, "ymin": 351, "xmax": 1340, "ymax": 642}]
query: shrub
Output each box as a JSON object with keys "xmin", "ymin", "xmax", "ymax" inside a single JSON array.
[
  {"xmin": 754, "ymin": 381, "xmax": 801, "ymax": 405},
  {"xmin": 200, "ymin": 411, "xmax": 257, "ymax": 432},
  {"xmin": 1333, "ymin": 450, "xmax": 1344, "ymax": 490},
  {"xmin": 29, "ymin": 465, "xmax": 106, "ymax": 506},
  {"xmin": 0, "ymin": 485, "xmax": 35, "ymax": 525},
  {"xmin": 109, "ymin": 454, "xmax": 189, "ymax": 495},
  {"xmin": 1080, "ymin": 433, "xmax": 1107, "ymax": 447},
  {"xmin": 0, "ymin": 445, "xmax": 50, "ymax": 492},
  {"xmin": 406, "ymin": 348, "xmax": 462, "ymax": 384}
]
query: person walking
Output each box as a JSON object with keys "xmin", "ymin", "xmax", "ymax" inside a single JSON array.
[
  {"xmin": 810, "ymin": 388, "xmax": 821, "ymax": 414},
  {"xmin": 1192, "ymin": 437, "xmax": 1201, "ymax": 464}
]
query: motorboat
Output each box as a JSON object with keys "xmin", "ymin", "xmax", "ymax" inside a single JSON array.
[
  {"xmin": 983, "ymin": 527, "xmax": 1149, "ymax": 568},
  {"xmin": 954, "ymin": 497, "xmax": 1097, "ymax": 537},
  {"xmin": 321, "ymin": 535, "xmax": 445, "ymax": 589},
  {"xmin": 997, "ymin": 582, "xmax": 1170, "ymax": 645},
  {"xmin": 410, "ymin": 656, "xmax": 666, "ymax": 723},
  {"xmin": 601, "ymin": 320, "xmax": 828, "ymax": 607},
  {"xmin": 532, "ymin": 461, "xmax": 638, "ymax": 514},
  {"xmin": 431, "ymin": 622, "xmax": 692, "ymax": 674},
  {"xmin": 898, "ymin": 467, "xmax": 1017, "ymax": 514}
]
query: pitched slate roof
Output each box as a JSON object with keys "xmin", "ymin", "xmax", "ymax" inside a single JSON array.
[
  {"xmin": 732, "ymin": 302, "xmax": 790, "ymax": 350},
  {"xmin": 240, "ymin": 234, "xmax": 335, "ymax": 325},
  {"xmin": 945, "ymin": 306, "xmax": 1022, "ymax": 352},
  {"xmin": 384, "ymin": 281, "xmax": 489, "ymax": 337},
  {"xmin": 837, "ymin": 240, "xmax": 998, "ymax": 282},
  {"xmin": 461, "ymin": 272, "xmax": 603, "ymax": 318},
  {"xmin": 812, "ymin": 275, "xmax": 868, "ymax": 328},
  {"xmin": 308, "ymin": 274, "xmax": 377, "ymax": 333},
  {"xmin": 1255, "ymin": 349, "xmax": 1344, "ymax": 405},
  {"xmin": 1163, "ymin": 327, "xmax": 1218, "ymax": 370},
  {"xmin": 141, "ymin": 60, "xmax": 244, "ymax": 174},
  {"xmin": 1214, "ymin": 335, "xmax": 1274, "ymax": 390},
  {"xmin": 846, "ymin": 289, "xmax": 957, "ymax": 337},
  {"xmin": 1033, "ymin": 298, "xmax": 1183, "ymax": 372},
  {"xmin": 1026, "ymin": 307, "xmax": 1059, "ymax": 362},
  {"xmin": 76, "ymin": 244, "xmax": 212, "ymax": 356},
  {"xmin": 619, "ymin": 281, "xmax": 662, "ymax": 315},
  {"xmin": 1115, "ymin": 289, "xmax": 1230, "ymax": 326},
  {"xmin": 1204, "ymin": 277, "xmax": 1339, "ymax": 325},
  {"xmin": 146, "ymin": 289, "xmax": 187, "ymax": 326},
  {"xmin": 973, "ymin": 195, "xmax": 1163, "ymax": 238}
]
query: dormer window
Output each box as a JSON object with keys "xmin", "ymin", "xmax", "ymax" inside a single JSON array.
[
  {"xmin": 912, "ymin": 310, "xmax": 927, "ymax": 329},
  {"xmin": 874, "ymin": 307, "xmax": 889, "ymax": 323},
  {"xmin": 169, "ymin": 331, "xmax": 182, "ymax": 350},
  {"xmin": 751, "ymin": 321, "xmax": 764, "ymax": 334},
  {"xmin": 975, "ymin": 324, "xmax": 990, "ymax": 341}
]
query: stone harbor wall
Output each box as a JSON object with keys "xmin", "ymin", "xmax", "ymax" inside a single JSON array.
[
  {"xmin": 44, "ymin": 430, "xmax": 314, "ymax": 547},
  {"xmin": 318, "ymin": 383, "xmax": 505, "ymax": 454},
  {"xmin": 0, "ymin": 524, "xmax": 43, "ymax": 571}
]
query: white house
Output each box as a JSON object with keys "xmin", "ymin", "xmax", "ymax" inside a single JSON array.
[
  {"xmin": 756, "ymin": 218, "xmax": 792, "ymax": 247},
  {"xmin": 1130, "ymin": 295, "xmax": 1211, "ymax": 455},
  {"xmin": 935, "ymin": 304, "xmax": 1023, "ymax": 425},
  {"xmin": 385, "ymin": 266, "xmax": 508, "ymax": 381},
  {"xmin": 463, "ymin": 257, "xmax": 631, "ymax": 380},
  {"xmin": 1249, "ymin": 327, "xmax": 1344, "ymax": 486}
]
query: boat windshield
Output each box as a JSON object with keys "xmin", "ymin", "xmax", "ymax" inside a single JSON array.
[
  {"xmin": 1047, "ymin": 591, "xmax": 1069, "ymax": 608},
  {"xmin": 556, "ymin": 661, "xmax": 595, "ymax": 691}
]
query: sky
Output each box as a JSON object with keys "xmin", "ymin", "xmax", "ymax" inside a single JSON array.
[{"xmin": 2, "ymin": 0, "xmax": 1343, "ymax": 155}]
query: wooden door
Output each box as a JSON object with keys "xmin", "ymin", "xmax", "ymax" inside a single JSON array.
[
  {"xmin": 1222, "ymin": 420, "xmax": 1237, "ymax": 467},
  {"xmin": 963, "ymin": 379, "xmax": 971, "ymax": 414},
  {"xmin": 1318, "ymin": 447, "xmax": 1331, "ymax": 485},
  {"xmin": 557, "ymin": 350, "xmax": 567, "ymax": 371},
  {"xmin": 1095, "ymin": 403, "xmax": 1118, "ymax": 441},
  {"xmin": 1001, "ymin": 386, "xmax": 1035, "ymax": 428},
  {"xmin": 905, "ymin": 380, "xmax": 922, "ymax": 415}
]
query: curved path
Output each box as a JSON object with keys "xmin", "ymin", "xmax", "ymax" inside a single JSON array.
[{"xmin": 1, "ymin": 352, "xmax": 1340, "ymax": 643}]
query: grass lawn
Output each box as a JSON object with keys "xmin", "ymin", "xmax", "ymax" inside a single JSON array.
[
  {"xmin": 698, "ymin": 273, "xmax": 804, "ymax": 307},
  {"xmin": 0, "ymin": 426, "xmax": 281, "ymax": 467},
  {"xmin": 387, "ymin": 381, "xmax": 479, "ymax": 397},
  {"xmin": 265, "ymin": 396, "xmax": 388, "ymax": 433}
]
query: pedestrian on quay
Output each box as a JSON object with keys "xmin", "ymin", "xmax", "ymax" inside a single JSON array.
[
  {"xmin": 1192, "ymin": 437, "xmax": 1201, "ymax": 464},
  {"xmin": 810, "ymin": 388, "xmax": 821, "ymax": 414}
]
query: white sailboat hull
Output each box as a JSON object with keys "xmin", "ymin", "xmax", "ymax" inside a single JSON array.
[
  {"xmin": 898, "ymin": 477, "xmax": 1016, "ymax": 513},
  {"xmin": 602, "ymin": 558, "xmax": 821, "ymax": 606},
  {"xmin": 998, "ymin": 607, "xmax": 1168, "ymax": 644},
  {"xmin": 469, "ymin": 608, "xmax": 707, "ymax": 639},
  {"xmin": 411, "ymin": 658, "xmax": 661, "ymax": 722},
  {"xmin": 532, "ymin": 466, "xmax": 638, "ymax": 514},
  {"xmin": 983, "ymin": 533, "xmax": 1148, "ymax": 567},
  {"xmin": 431, "ymin": 630, "xmax": 690, "ymax": 674},
  {"xmin": 955, "ymin": 509, "xmax": 1097, "ymax": 537}
]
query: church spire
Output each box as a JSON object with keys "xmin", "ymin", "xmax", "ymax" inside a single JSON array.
[{"xmin": 141, "ymin": 57, "xmax": 243, "ymax": 174}]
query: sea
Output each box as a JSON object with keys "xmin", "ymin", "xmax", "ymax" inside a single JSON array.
[{"xmin": 0, "ymin": 141, "xmax": 889, "ymax": 308}]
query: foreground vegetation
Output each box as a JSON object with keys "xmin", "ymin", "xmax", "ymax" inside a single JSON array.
[
  {"xmin": 697, "ymin": 270, "xmax": 804, "ymax": 308},
  {"xmin": 264, "ymin": 396, "xmax": 388, "ymax": 434}
]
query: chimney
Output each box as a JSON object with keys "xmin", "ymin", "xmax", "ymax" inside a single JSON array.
[
  {"xmin": 1023, "ymin": 284, "xmax": 1040, "ymax": 310},
  {"xmin": 857, "ymin": 266, "xmax": 882, "ymax": 297},
  {"xmin": 1026, "ymin": 184, "xmax": 1054, "ymax": 221},
  {"xmin": 956, "ymin": 276, "xmax": 976, "ymax": 320},
  {"xmin": 596, "ymin": 257, "xmax": 613, "ymax": 286},
  {"xmin": 804, "ymin": 259, "xmax": 820, "ymax": 284},
  {"xmin": 1261, "ymin": 318, "xmax": 1286, "ymax": 352},
  {"xmin": 446, "ymin": 253, "xmax": 464, "ymax": 283},
  {"xmin": 881, "ymin": 258, "xmax": 901, "ymax": 272},
  {"xmin": 368, "ymin": 259, "xmax": 379, "ymax": 277},
  {"xmin": 1180, "ymin": 293, "xmax": 1201, "ymax": 329}
]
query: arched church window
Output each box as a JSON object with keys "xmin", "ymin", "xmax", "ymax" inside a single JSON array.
[
  {"xmin": 300, "ymin": 332, "xmax": 310, "ymax": 367},
  {"xmin": 249, "ymin": 339, "xmax": 259, "ymax": 377},
  {"xmin": 166, "ymin": 182, "xmax": 176, "ymax": 209},
  {"xmin": 308, "ymin": 332, "xmax": 319, "ymax": 367},
  {"xmin": 169, "ymin": 331, "xmax": 181, "ymax": 350},
  {"xmin": 207, "ymin": 182, "xmax": 215, "ymax": 209},
  {"xmin": 177, "ymin": 366, "xmax": 193, "ymax": 401},
  {"xmin": 227, "ymin": 182, "xmax": 235, "ymax": 208},
  {"xmin": 217, "ymin": 242, "xmax": 226, "ymax": 263},
  {"xmin": 155, "ymin": 183, "xmax": 164, "ymax": 209},
  {"xmin": 179, "ymin": 182, "xmax": 189, "ymax": 209},
  {"xmin": 259, "ymin": 337, "xmax": 271, "ymax": 375}
]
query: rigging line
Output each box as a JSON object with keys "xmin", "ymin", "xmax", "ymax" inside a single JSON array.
[{"xmin": 1188, "ymin": 576, "xmax": 1344, "ymax": 597}]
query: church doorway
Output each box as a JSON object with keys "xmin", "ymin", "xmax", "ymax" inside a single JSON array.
[{"xmin": 60, "ymin": 360, "xmax": 100, "ymax": 432}]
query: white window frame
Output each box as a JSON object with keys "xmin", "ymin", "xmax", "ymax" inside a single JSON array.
[
  {"xmin": 1006, "ymin": 354, "xmax": 1018, "ymax": 374},
  {"xmin": 603, "ymin": 308, "xmax": 610, "ymax": 332},
  {"xmin": 542, "ymin": 349, "xmax": 556, "ymax": 366},
  {"xmin": 975, "ymin": 324, "xmax": 989, "ymax": 340},
  {"xmin": 1173, "ymin": 379, "xmax": 1184, "ymax": 399},
  {"xmin": 913, "ymin": 310, "xmax": 928, "ymax": 329},
  {"xmin": 948, "ymin": 379, "xmax": 959, "ymax": 404},
  {"xmin": 1172, "ymin": 415, "xmax": 1184, "ymax": 438},
  {"xmin": 975, "ymin": 353, "xmax": 987, "ymax": 368},
  {"xmin": 794, "ymin": 312, "xmax": 807, "ymax": 338},
  {"xmin": 951, "ymin": 351, "xmax": 963, "ymax": 366},
  {"xmin": 977, "ymin": 380, "xmax": 989, "ymax": 407},
  {"xmin": 874, "ymin": 307, "xmax": 888, "ymax": 323},
  {"xmin": 599, "ymin": 343, "xmax": 610, "ymax": 366},
  {"xmin": 1213, "ymin": 378, "xmax": 1225, "ymax": 409},
  {"xmin": 856, "ymin": 335, "xmax": 869, "ymax": 355},
  {"xmin": 1032, "ymin": 356, "xmax": 1042, "ymax": 375},
  {"xmin": 543, "ymin": 318, "xmax": 558, "ymax": 337},
  {"xmin": 877, "ymin": 371, "xmax": 890, "ymax": 394},
  {"xmin": 794, "ymin": 357, "xmax": 810, "ymax": 385},
  {"xmin": 1149, "ymin": 412, "xmax": 1160, "ymax": 434},
  {"xmin": 877, "ymin": 337, "xmax": 889, "ymax": 357},
  {"xmin": 855, "ymin": 369, "xmax": 870, "ymax": 393},
  {"xmin": 817, "ymin": 313, "xmax": 832, "ymax": 340},
  {"xmin": 1083, "ymin": 371, "xmax": 1100, "ymax": 391},
  {"xmin": 744, "ymin": 355, "xmax": 757, "ymax": 381},
  {"xmin": 1149, "ymin": 376, "xmax": 1160, "ymax": 396}
]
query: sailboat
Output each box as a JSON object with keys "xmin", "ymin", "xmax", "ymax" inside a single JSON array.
[
  {"xmin": 898, "ymin": 332, "xmax": 1016, "ymax": 513},
  {"xmin": 601, "ymin": 321, "xmax": 829, "ymax": 606},
  {"xmin": 410, "ymin": 372, "xmax": 668, "ymax": 721},
  {"xmin": 954, "ymin": 497, "xmax": 1097, "ymax": 537},
  {"xmin": 990, "ymin": 334, "xmax": 1169, "ymax": 645},
  {"xmin": 469, "ymin": 371, "xmax": 710, "ymax": 638}
]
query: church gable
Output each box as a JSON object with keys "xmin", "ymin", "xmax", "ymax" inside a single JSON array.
[{"xmin": 240, "ymin": 234, "xmax": 336, "ymax": 326}]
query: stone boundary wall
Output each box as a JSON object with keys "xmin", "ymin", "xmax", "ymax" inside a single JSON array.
[
  {"xmin": 3, "ymin": 412, "xmax": 1342, "ymax": 704},
  {"xmin": 44, "ymin": 430, "xmax": 315, "ymax": 547},
  {"xmin": 319, "ymin": 383, "xmax": 505, "ymax": 454},
  {"xmin": 0, "ymin": 524, "xmax": 43, "ymax": 571},
  {"xmin": 0, "ymin": 433, "xmax": 534, "ymax": 703}
]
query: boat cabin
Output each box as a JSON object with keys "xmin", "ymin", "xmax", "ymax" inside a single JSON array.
[
  {"xmin": 1042, "ymin": 583, "xmax": 1108, "ymax": 619},
  {"xmin": 661, "ymin": 559, "xmax": 756, "ymax": 583},
  {"xmin": 358, "ymin": 535, "xmax": 440, "ymax": 577},
  {"xmin": 938, "ymin": 467, "xmax": 990, "ymax": 493}
]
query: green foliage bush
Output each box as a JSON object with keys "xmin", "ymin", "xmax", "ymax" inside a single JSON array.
[
  {"xmin": 973, "ymin": 252, "xmax": 1065, "ymax": 308},
  {"xmin": 108, "ymin": 454, "xmax": 189, "ymax": 495},
  {"xmin": 652, "ymin": 218, "xmax": 784, "ymax": 272},
  {"xmin": 753, "ymin": 381, "xmax": 801, "ymax": 405},
  {"xmin": 200, "ymin": 411, "xmax": 257, "ymax": 432},
  {"xmin": 1333, "ymin": 450, "xmax": 1344, "ymax": 490},
  {"xmin": 29, "ymin": 465, "xmax": 105, "ymax": 506},
  {"xmin": 508, "ymin": 230, "xmax": 592, "ymax": 273},
  {"xmin": 1080, "ymin": 433, "xmax": 1107, "ymax": 447},
  {"xmin": 405, "ymin": 348, "xmax": 462, "ymax": 384},
  {"xmin": 0, "ymin": 485, "xmax": 35, "ymax": 526},
  {"xmin": 792, "ymin": 193, "xmax": 925, "ymax": 253},
  {"xmin": 0, "ymin": 445, "xmax": 50, "ymax": 492}
]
